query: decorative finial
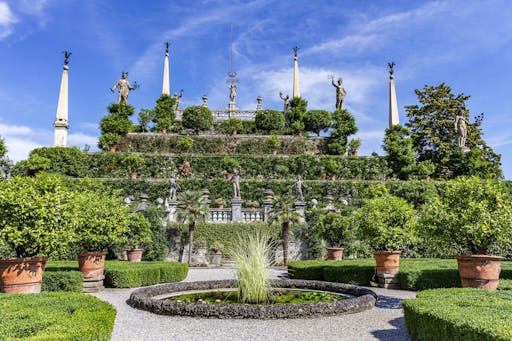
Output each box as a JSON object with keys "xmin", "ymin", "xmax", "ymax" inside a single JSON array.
[
  {"xmin": 63, "ymin": 51, "xmax": 72, "ymax": 66},
  {"xmin": 165, "ymin": 42, "xmax": 170, "ymax": 54},
  {"xmin": 387, "ymin": 61, "xmax": 396, "ymax": 76},
  {"xmin": 293, "ymin": 46, "xmax": 299, "ymax": 57}
]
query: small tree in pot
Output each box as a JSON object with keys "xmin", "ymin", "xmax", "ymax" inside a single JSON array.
[
  {"xmin": 354, "ymin": 195, "xmax": 418, "ymax": 278},
  {"xmin": 312, "ymin": 209, "xmax": 354, "ymax": 260},
  {"xmin": 420, "ymin": 176, "xmax": 512, "ymax": 290},
  {"xmin": 122, "ymin": 153, "xmax": 144, "ymax": 179},
  {"xmin": 126, "ymin": 212, "xmax": 152, "ymax": 262}
]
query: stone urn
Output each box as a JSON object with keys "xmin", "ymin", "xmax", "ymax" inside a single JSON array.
[
  {"xmin": 456, "ymin": 254, "xmax": 503, "ymax": 290},
  {"xmin": 0, "ymin": 257, "xmax": 47, "ymax": 293}
]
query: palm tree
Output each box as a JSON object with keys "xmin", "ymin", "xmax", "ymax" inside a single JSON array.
[
  {"xmin": 176, "ymin": 190, "xmax": 208, "ymax": 265},
  {"xmin": 269, "ymin": 196, "xmax": 303, "ymax": 265}
]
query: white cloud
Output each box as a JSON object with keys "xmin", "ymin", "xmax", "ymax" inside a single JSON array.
[
  {"xmin": 0, "ymin": 2, "xmax": 16, "ymax": 40},
  {"xmin": 67, "ymin": 132, "xmax": 98, "ymax": 148}
]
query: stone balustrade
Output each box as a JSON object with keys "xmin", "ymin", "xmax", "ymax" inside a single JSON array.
[{"xmin": 175, "ymin": 109, "xmax": 257, "ymax": 121}]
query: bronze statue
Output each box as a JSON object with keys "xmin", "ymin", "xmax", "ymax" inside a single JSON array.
[
  {"xmin": 165, "ymin": 41, "xmax": 170, "ymax": 54},
  {"xmin": 279, "ymin": 92, "xmax": 290, "ymax": 112},
  {"xmin": 454, "ymin": 107, "xmax": 469, "ymax": 148},
  {"xmin": 63, "ymin": 51, "xmax": 72, "ymax": 66},
  {"xmin": 111, "ymin": 72, "xmax": 138, "ymax": 104},
  {"xmin": 387, "ymin": 61, "xmax": 396, "ymax": 76},
  {"xmin": 330, "ymin": 75, "xmax": 346, "ymax": 110}
]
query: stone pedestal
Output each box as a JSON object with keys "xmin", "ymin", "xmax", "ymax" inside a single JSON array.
[
  {"xmin": 231, "ymin": 199, "xmax": 243, "ymax": 222},
  {"xmin": 209, "ymin": 253, "xmax": 223, "ymax": 267},
  {"xmin": 228, "ymin": 101, "xmax": 236, "ymax": 112},
  {"xmin": 294, "ymin": 201, "xmax": 306, "ymax": 223},
  {"xmin": 263, "ymin": 199, "xmax": 273, "ymax": 222},
  {"xmin": 83, "ymin": 275, "xmax": 105, "ymax": 293},
  {"xmin": 377, "ymin": 273, "xmax": 400, "ymax": 289},
  {"xmin": 167, "ymin": 200, "xmax": 177, "ymax": 223}
]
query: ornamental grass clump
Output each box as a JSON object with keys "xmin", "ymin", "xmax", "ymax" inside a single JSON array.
[{"xmin": 228, "ymin": 231, "xmax": 272, "ymax": 304}]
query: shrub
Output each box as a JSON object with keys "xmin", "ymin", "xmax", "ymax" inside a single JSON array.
[
  {"xmin": 98, "ymin": 103, "xmax": 135, "ymax": 151},
  {"xmin": 140, "ymin": 205, "xmax": 169, "ymax": 261},
  {"xmin": 176, "ymin": 136, "xmax": 194, "ymax": 152},
  {"xmin": 42, "ymin": 271, "xmax": 83, "ymax": 292},
  {"xmin": 127, "ymin": 212, "xmax": 152, "ymax": 249},
  {"xmin": 221, "ymin": 156, "xmax": 240, "ymax": 172},
  {"xmin": 311, "ymin": 209, "xmax": 354, "ymax": 248},
  {"xmin": 403, "ymin": 288, "xmax": 512, "ymax": 341},
  {"xmin": 222, "ymin": 118, "xmax": 243, "ymax": 135},
  {"xmin": 182, "ymin": 105, "xmax": 213, "ymax": 131},
  {"xmin": 103, "ymin": 261, "xmax": 188, "ymax": 288},
  {"xmin": 255, "ymin": 110, "xmax": 285, "ymax": 133},
  {"xmin": 264, "ymin": 134, "xmax": 281, "ymax": 152},
  {"xmin": 303, "ymin": 110, "xmax": 331, "ymax": 136},
  {"xmin": 27, "ymin": 147, "xmax": 87, "ymax": 177},
  {"xmin": 327, "ymin": 109, "xmax": 358, "ymax": 155},
  {"xmin": 121, "ymin": 153, "xmax": 144, "ymax": 174},
  {"xmin": 0, "ymin": 293, "xmax": 116, "ymax": 340},
  {"xmin": 152, "ymin": 94, "xmax": 175, "ymax": 131}
]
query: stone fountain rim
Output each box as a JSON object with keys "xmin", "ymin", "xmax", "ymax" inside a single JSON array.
[{"xmin": 129, "ymin": 279, "xmax": 377, "ymax": 319}]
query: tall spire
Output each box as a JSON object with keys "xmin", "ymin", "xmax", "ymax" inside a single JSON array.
[
  {"xmin": 53, "ymin": 51, "xmax": 70, "ymax": 147},
  {"xmin": 292, "ymin": 46, "xmax": 300, "ymax": 98},
  {"xmin": 388, "ymin": 62, "xmax": 399, "ymax": 127},
  {"xmin": 162, "ymin": 42, "xmax": 170, "ymax": 95}
]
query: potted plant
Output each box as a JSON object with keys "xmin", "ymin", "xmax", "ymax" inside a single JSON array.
[
  {"xmin": 99, "ymin": 132, "xmax": 121, "ymax": 153},
  {"xmin": 214, "ymin": 198, "xmax": 226, "ymax": 209},
  {"xmin": 73, "ymin": 190, "xmax": 131, "ymax": 279},
  {"xmin": 0, "ymin": 175, "xmax": 76, "ymax": 293},
  {"xmin": 209, "ymin": 241, "xmax": 224, "ymax": 266},
  {"xmin": 354, "ymin": 194, "xmax": 417, "ymax": 276},
  {"xmin": 176, "ymin": 136, "xmax": 194, "ymax": 153},
  {"xmin": 322, "ymin": 158, "xmax": 342, "ymax": 181},
  {"xmin": 421, "ymin": 177, "xmax": 512, "ymax": 290},
  {"xmin": 264, "ymin": 134, "xmax": 281, "ymax": 155},
  {"xmin": 348, "ymin": 138, "xmax": 361, "ymax": 156},
  {"xmin": 126, "ymin": 212, "xmax": 152, "ymax": 262},
  {"xmin": 312, "ymin": 209, "xmax": 354, "ymax": 260},
  {"xmin": 224, "ymin": 118, "xmax": 243, "ymax": 136},
  {"xmin": 221, "ymin": 156, "xmax": 240, "ymax": 176},
  {"xmin": 246, "ymin": 201, "xmax": 260, "ymax": 210},
  {"xmin": 122, "ymin": 153, "xmax": 144, "ymax": 179}
]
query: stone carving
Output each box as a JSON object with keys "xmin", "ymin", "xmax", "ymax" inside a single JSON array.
[
  {"xmin": 202, "ymin": 95, "xmax": 208, "ymax": 107},
  {"xmin": 454, "ymin": 107, "xmax": 469, "ymax": 149},
  {"xmin": 279, "ymin": 92, "xmax": 290, "ymax": 112},
  {"xmin": 295, "ymin": 175, "xmax": 304, "ymax": 202},
  {"xmin": 387, "ymin": 61, "xmax": 395, "ymax": 76},
  {"xmin": 169, "ymin": 174, "xmax": 180, "ymax": 201},
  {"xmin": 173, "ymin": 89, "xmax": 183, "ymax": 111},
  {"xmin": 232, "ymin": 170, "xmax": 241, "ymax": 199},
  {"xmin": 256, "ymin": 96, "xmax": 263, "ymax": 111},
  {"xmin": 229, "ymin": 84, "xmax": 237, "ymax": 103},
  {"xmin": 111, "ymin": 72, "xmax": 138, "ymax": 104},
  {"xmin": 63, "ymin": 51, "xmax": 72, "ymax": 66},
  {"xmin": 330, "ymin": 75, "xmax": 346, "ymax": 110}
]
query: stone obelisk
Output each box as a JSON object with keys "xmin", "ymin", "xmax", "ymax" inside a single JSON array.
[
  {"xmin": 53, "ymin": 51, "xmax": 70, "ymax": 147},
  {"xmin": 292, "ymin": 47, "xmax": 300, "ymax": 98},
  {"xmin": 162, "ymin": 42, "xmax": 170, "ymax": 95},
  {"xmin": 388, "ymin": 62, "xmax": 399, "ymax": 127}
]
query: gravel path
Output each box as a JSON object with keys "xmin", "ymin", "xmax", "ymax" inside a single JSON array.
[{"xmin": 93, "ymin": 268, "xmax": 415, "ymax": 341}]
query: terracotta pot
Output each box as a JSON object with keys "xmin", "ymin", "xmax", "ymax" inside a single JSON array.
[
  {"xmin": 456, "ymin": 254, "xmax": 503, "ymax": 290},
  {"xmin": 374, "ymin": 251, "xmax": 401, "ymax": 275},
  {"xmin": 330, "ymin": 175, "xmax": 336, "ymax": 181},
  {"xmin": 126, "ymin": 249, "xmax": 144, "ymax": 262},
  {"xmin": 327, "ymin": 247, "xmax": 344, "ymax": 261},
  {"xmin": 78, "ymin": 252, "xmax": 107, "ymax": 278},
  {"xmin": 231, "ymin": 130, "xmax": 237, "ymax": 136},
  {"xmin": 130, "ymin": 172, "xmax": 137, "ymax": 179},
  {"xmin": 0, "ymin": 257, "xmax": 47, "ymax": 294},
  {"xmin": 272, "ymin": 149, "xmax": 278, "ymax": 155},
  {"xmin": 108, "ymin": 146, "xmax": 116, "ymax": 153},
  {"xmin": 217, "ymin": 204, "xmax": 224, "ymax": 209},
  {"xmin": 161, "ymin": 128, "xmax": 167, "ymax": 134}
]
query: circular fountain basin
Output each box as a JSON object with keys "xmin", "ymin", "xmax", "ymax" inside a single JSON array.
[{"xmin": 129, "ymin": 279, "xmax": 377, "ymax": 319}]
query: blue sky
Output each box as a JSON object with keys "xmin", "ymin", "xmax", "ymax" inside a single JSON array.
[{"xmin": 1, "ymin": 0, "xmax": 511, "ymax": 178}]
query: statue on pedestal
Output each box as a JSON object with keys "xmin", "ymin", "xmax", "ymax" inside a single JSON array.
[
  {"xmin": 63, "ymin": 51, "xmax": 72, "ymax": 66},
  {"xmin": 229, "ymin": 84, "xmax": 237, "ymax": 103},
  {"xmin": 329, "ymin": 75, "xmax": 346, "ymax": 110},
  {"xmin": 173, "ymin": 89, "xmax": 183, "ymax": 111},
  {"xmin": 232, "ymin": 170, "xmax": 241, "ymax": 199},
  {"xmin": 111, "ymin": 72, "xmax": 138, "ymax": 104},
  {"xmin": 454, "ymin": 107, "xmax": 469, "ymax": 149},
  {"xmin": 169, "ymin": 173, "xmax": 180, "ymax": 201},
  {"xmin": 295, "ymin": 175, "xmax": 304, "ymax": 202},
  {"xmin": 279, "ymin": 92, "xmax": 290, "ymax": 112}
]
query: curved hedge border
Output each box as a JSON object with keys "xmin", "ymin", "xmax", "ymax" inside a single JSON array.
[
  {"xmin": 129, "ymin": 279, "xmax": 377, "ymax": 319},
  {"xmin": 403, "ymin": 288, "xmax": 512, "ymax": 341},
  {"xmin": 45, "ymin": 261, "xmax": 188, "ymax": 289},
  {"xmin": 0, "ymin": 292, "xmax": 115, "ymax": 340},
  {"xmin": 288, "ymin": 259, "xmax": 512, "ymax": 290}
]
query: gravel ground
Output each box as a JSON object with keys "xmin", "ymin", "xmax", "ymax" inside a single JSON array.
[{"xmin": 93, "ymin": 267, "xmax": 416, "ymax": 341}]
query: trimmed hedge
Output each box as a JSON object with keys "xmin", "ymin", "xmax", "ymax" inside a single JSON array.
[
  {"xmin": 403, "ymin": 288, "xmax": 512, "ymax": 341},
  {"xmin": 45, "ymin": 260, "xmax": 188, "ymax": 289},
  {"xmin": 42, "ymin": 271, "xmax": 83, "ymax": 292},
  {"xmin": 103, "ymin": 261, "xmax": 188, "ymax": 288},
  {"xmin": 288, "ymin": 259, "xmax": 512, "ymax": 290},
  {"xmin": 0, "ymin": 292, "xmax": 116, "ymax": 340}
]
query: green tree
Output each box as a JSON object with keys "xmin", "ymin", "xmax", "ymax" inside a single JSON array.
[
  {"xmin": 286, "ymin": 97, "xmax": 307, "ymax": 134},
  {"xmin": 182, "ymin": 106, "xmax": 214, "ymax": 132},
  {"xmin": 383, "ymin": 125, "xmax": 416, "ymax": 180},
  {"xmin": 0, "ymin": 136, "xmax": 6, "ymax": 158},
  {"xmin": 255, "ymin": 110, "xmax": 285, "ymax": 133},
  {"xmin": 405, "ymin": 83, "xmax": 501, "ymax": 179},
  {"xmin": 0, "ymin": 136, "xmax": 11, "ymax": 178},
  {"xmin": 327, "ymin": 109, "xmax": 358, "ymax": 155},
  {"xmin": 140, "ymin": 205, "xmax": 169, "ymax": 261},
  {"xmin": 269, "ymin": 196, "xmax": 303, "ymax": 265},
  {"xmin": 303, "ymin": 110, "xmax": 331, "ymax": 136},
  {"xmin": 138, "ymin": 108, "xmax": 154, "ymax": 132},
  {"xmin": 98, "ymin": 103, "xmax": 135, "ymax": 151},
  {"xmin": 176, "ymin": 191, "xmax": 208, "ymax": 265},
  {"xmin": 152, "ymin": 94, "xmax": 176, "ymax": 132}
]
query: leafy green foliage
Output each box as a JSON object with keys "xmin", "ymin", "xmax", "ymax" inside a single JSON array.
[
  {"xmin": 153, "ymin": 94, "xmax": 176, "ymax": 131},
  {"xmin": 405, "ymin": 83, "xmax": 502, "ymax": 179},
  {"xmin": 182, "ymin": 105, "xmax": 214, "ymax": 131},
  {"xmin": 327, "ymin": 109, "xmax": 358, "ymax": 155},
  {"xmin": 139, "ymin": 205, "xmax": 169, "ymax": 261},
  {"xmin": 269, "ymin": 196, "xmax": 303, "ymax": 265},
  {"xmin": 255, "ymin": 109, "xmax": 286, "ymax": 133},
  {"xmin": 312, "ymin": 208, "xmax": 355, "ymax": 248},
  {"xmin": 354, "ymin": 194, "xmax": 418, "ymax": 251},
  {"xmin": 222, "ymin": 118, "xmax": 243, "ymax": 135},
  {"xmin": 264, "ymin": 134, "xmax": 281, "ymax": 152},
  {"xmin": 98, "ymin": 103, "xmax": 135, "ymax": 151},
  {"xmin": 127, "ymin": 212, "xmax": 152, "ymax": 248},
  {"xmin": 403, "ymin": 288, "xmax": 512, "ymax": 341},
  {"xmin": 220, "ymin": 156, "xmax": 239, "ymax": 172},
  {"xmin": 176, "ymin": 190, "xmax": 208, "ymax": 264},
  {"xmin": 420, "ymin": 176, "xmax": 512, "ymax": 255},
  {"xmin": 121, "ymin": 153, "xmax": 144, "ymax": 173},
  {"xmin": 303, "ymin": 110, "xmax": 331, "ymax": 136},
  {"xmin": 42, "ymin": 271, "xmax": 83, "ymax": 292},
  {"xmin": 0, "ymin": 135, "xmax": 6, "ymax": 158},
  {"xmin": 286, "ymin": 97, "xmax": 308, "ymax": 134},
  {"xmin": 0, "ymin": 292, "xmax": 116, "ymax": 340},
  {"xmin": 137, "ymin": 108, "xmax": 154, "ymax": 132},
  {"xmin": 12, "ymin": 153, "xmax": 51, "ymax": 177},
  {"xmin": 103, "ymin": 261, "xmax": 188, "ymax": 288},
  {"xmin": 383, "ymin": 125, "xmax": 416, "ymax": 180}
]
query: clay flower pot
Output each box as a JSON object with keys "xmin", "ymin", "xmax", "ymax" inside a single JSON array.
[
  {"xmin": 374, "ymin": 251, "xmax": 401, "ymax": 275},
  {"xmin": 78, "ymin": 252, "xmax": 107, "ymax": 278},
  {"xmin": 456, "ymin": 254, "xmax": 503, "ymax": 290},
  {"xmin": 108, "ymin": 146, "xmax": 116, "ymax": 153},
  {"xmin": 0, "ymin": 257, "xmax": 48, "ymax": 293},
  {"xmin": 126, "ymin": 249, "xmax": 144, "ymax": 262},
  {"xmin": 130, "ymin": 172, "xmax": 137, "ymax": 179},
  {"xmin": 327, "ymin": 247, "xmax": 344, "ymax": 261}
]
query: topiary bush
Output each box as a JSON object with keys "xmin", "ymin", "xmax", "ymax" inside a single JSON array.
[
  {"xmin": 0, "ymin": 292, "xmax": 116, "ymax": 340},
  {"xmin": 42, "ymin": 271, "xmax": 83, "ymax": 292},
  {"xmin": 403, "ymin": 288, "xmax": 512, "ymax": 341},
  {"xmin": 103, "ymin": 261, "xmax": 188, "ymax": 288},
  {"xmin": 255, "ymin": 109, "xmax": 285, "ymax": 133},
  {"xmin": 182, "ymin": 105, "xmax": 214, "ymax": 131}
]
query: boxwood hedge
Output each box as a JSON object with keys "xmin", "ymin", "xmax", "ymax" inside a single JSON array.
[
  {"xmin": 0, "ymin": 292, "xmax": 115, "ymax": 340},
  {"xmin": 42, "ymin": 271, "xmax": 83, "ymax": 292},
  {"xmin": 403, "ymin": 288, "xmax": 512, "ymax": 341}
]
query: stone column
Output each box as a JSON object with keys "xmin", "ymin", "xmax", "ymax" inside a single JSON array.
[
  {"xmin": 292, "ymin": 47, "xmax": 300, "ymax": 98},
  {"xmin": 53, "ymin": 64, "xmax": 69, "ymax": 147},
  {"xmin": 167, "ymin": 200, "xmax": 178, "ymax": 223},
  {"xmin": 162, "ymin": 49, "xmax": 170, "ymax": 95},
  {"xmin": 389, "ymin": 73, "xmax": 399, "ymax": 127},
  {"xmin": 262, "ymin": 187, "xmax": 274, "ymax": 222},
  {"xmin": 294, "ymin": 201, "xmax": 306, "ymax": 223},
  {"xmin": 256, "ymin": 96, "xmax": 263, "ymax": 111},
  {"xmin": 231, "ymin": 199, "xmax": 243, "ymax": 222}
]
